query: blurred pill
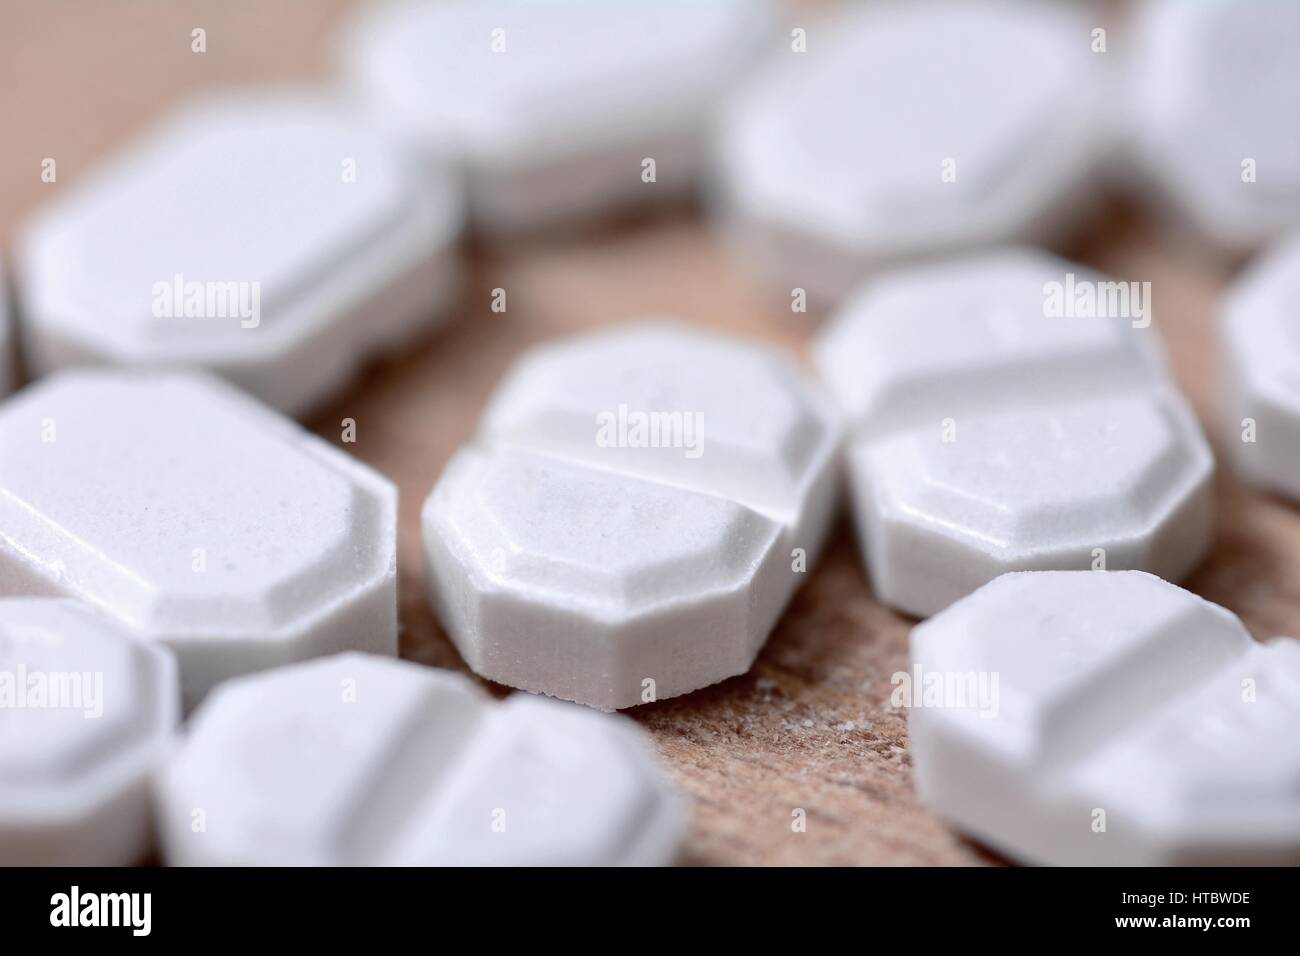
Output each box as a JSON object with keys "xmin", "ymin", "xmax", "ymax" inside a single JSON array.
[
  {"xmin": 0, "ymin": 270, "xmax": 12, "ymax": 396},
  {"xmin": 910, "ymin": 570, "xmax": 1300, "ymax": 865},
  {"xmin": 813, "ymin": 249, "xmax": 1213, "ymax": 617},
  {"xmin": 1220, "ymin": 232, "xmax": 1300, "ymax": 498},
  {"xmin": 0, "ymin": 598, "xmax": 177, "ymax": 866},
  {"xmin": 17, "ymin": 90, "xmax": 461, "ymax": 416},
  {"xmin": 716, "ymin": 0, "xmax": 1104, "ymax": 304},
  {"xmin": 0, "ymin": 370, "xmax": 398, "ymax": 710},
  {"xmin": 1127, "ymin": 0, "xmax": 1300, "ymax": 253},
  {"xmin": 423, "ymin": 321, "xmax": 842, "ymax": 710},
  {"xmin": 157, "ymin": 653, "xmax": 684, "ymax": 865},
  {"xmin": 339, "ymin": 0, "xmax": 777, "ymax": 234}
]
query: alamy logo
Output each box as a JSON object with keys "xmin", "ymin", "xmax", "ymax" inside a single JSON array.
[
  {"xmin": 890, "ymin": 664, "xmax": 999, "ymax": 718},
  {"xmin": 50, "ymin": 886, "xmax": 151, "ymax": 936},
  {"xmin": 0, "ymin": 664, "xmax": 102, "ymax": 718},
  {"xmin": 595, "ymin": 404, "xmax": 704, "ymax": 459},
  {"xmin": 1042, "ymin": 272, "xmax": 1151, "ymax": 328},
  {"xmin": 151, "ymin": 272, "xmax": 261, "ymax": 328}
]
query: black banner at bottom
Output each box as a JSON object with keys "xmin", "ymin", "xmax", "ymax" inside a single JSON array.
[{"xmin": 0, "ymin": 866, "xmax": 1292, "ymax": 943}]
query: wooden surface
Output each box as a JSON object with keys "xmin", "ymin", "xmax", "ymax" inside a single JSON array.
[{"xmin": 3, "ymin": 0, "xmax": 1295, "ymax": 867}]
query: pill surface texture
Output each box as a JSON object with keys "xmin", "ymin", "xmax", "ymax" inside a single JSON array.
[
  {"xmin": 716, "ymin": 0, "xmax": 1102, "ymax": 302},
  {"xmin": 1220, "ymin": 232, "xmax": 1300, "ymax": 499},
  {"xmin": 156, "ymin": 653, "xmax": 683, "ymax": 865},
  {"xmin": 909, "ymin": 570, "xmax": 1300, "ymax": 865},
  {"xmin": 17, "ymin": 91, "xmax": 461, "ymax": 416},
  {"xmin": 423, "ymin": 321, "xmax": 842, "ymax": 710},
  {"xmin": 0, "ymin": 597, "xmax": 178, "ymax": 865},
  {"xmin": 1128, "ymin": 0, "xmax": 1300, "ymax": 251},
  {"xmin": 0, "ymin": 370, "xmax": 398, "ymax": 709},
  {"xmin": 814, "ymin": 249, "xmax": 1213, "ymax": 617},
  {"xmin": 340, "ymin": 0, "xmax": 775, "ymax": 233}
]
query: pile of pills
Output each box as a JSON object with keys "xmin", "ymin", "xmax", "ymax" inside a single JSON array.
[{"xmin": 1, "ymin": 0, "xmax": 1297, "ymax": 867}]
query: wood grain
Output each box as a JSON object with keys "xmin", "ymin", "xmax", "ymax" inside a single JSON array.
[{"xmin": 3, "ymin": 0, "xmax": 1294, "ymax": 866}]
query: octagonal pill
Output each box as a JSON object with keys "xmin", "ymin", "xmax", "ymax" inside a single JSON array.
[
  {"xmin": 0, "ymin": 597, "xmax": 177, "ymax": 865},
  {"xmin": 339, "ymin": 0, "xmax": 777, "ymax": 233},
  {"xmin": 0, "ymin": 370, "xmax": 398, "ymax": 710},
  {"xmin": 156, "ymin": 653, "xmax": 683, "ymax": 865},
  {"xmin": 716, "ymin": 0, "xmax": 1104, "ymax": 302},
  {"xmin": 1127, "ymin": 0, "xmax": 1300, "ymax": 252},
  {"xmin": 423, "ymin": 322, "xmax": 840, "ymax": 709},
  {"xmin": 16, "ymin": 90, "xmax": 462, "ymax": 416},
  {"xmin": 908, "ymin": 571, "xmax": 1299, "ymax": 865},
  {"xmin": 1220, "ymin": 232, "xmax": 1300, "ymax": 499},
  {"xmin": 814, "ymin": 249, "xmax": 1213, "ymax": 617}
]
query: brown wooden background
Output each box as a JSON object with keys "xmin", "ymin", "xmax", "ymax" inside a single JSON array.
[{"xmin": 3, "ymin": 0, "xmax": 1294, "ymax": 865}]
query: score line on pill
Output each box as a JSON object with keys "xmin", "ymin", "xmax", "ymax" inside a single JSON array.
[
  {"xmin": 909, "ymin": 570, "xmax": 1300, "ymax": 866},
  {"xmin": 156, "ymin": 653, "xmax": 684, "ymax": 866}
]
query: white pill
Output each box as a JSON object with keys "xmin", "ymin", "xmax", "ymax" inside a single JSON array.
[
  {"xmin": 0, "ymin": 597, "xmax": 177, "ymax": 865},
  {"xmin": 814, "ymin": 249, "xmax": 1213, "ymax": 617},
  {"xmin": 1220, "ymin": 232, "xmax": 1300, "ymax": 499},
  {"xmin": 910, "ymin": 570, "xmax": 1300, "ymax": 865},
  {"xmin": 16, "ymin": 90, "xmax": 461, "ymax": 416},
  {"xmin": 0, "ymin": 370, "xmax": 398, "ymax": 710},
  {"xmin": 423, "ymin": 322, "xmax": 842, "ymax": 710},
  {"xmin": 1127, "ymin": 0, "xmax": 1300, "ymax": 252},
  {"xmin": 339, "ymin": 0, "xmax": 776, "ymax": 233},
  {"xmin": 156, "ymin": 652, "xmax": 683, "ymax": 866},
  {"xmin": 716, "ymin": 0, "xmax": 1103, "ymax": 303}
]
